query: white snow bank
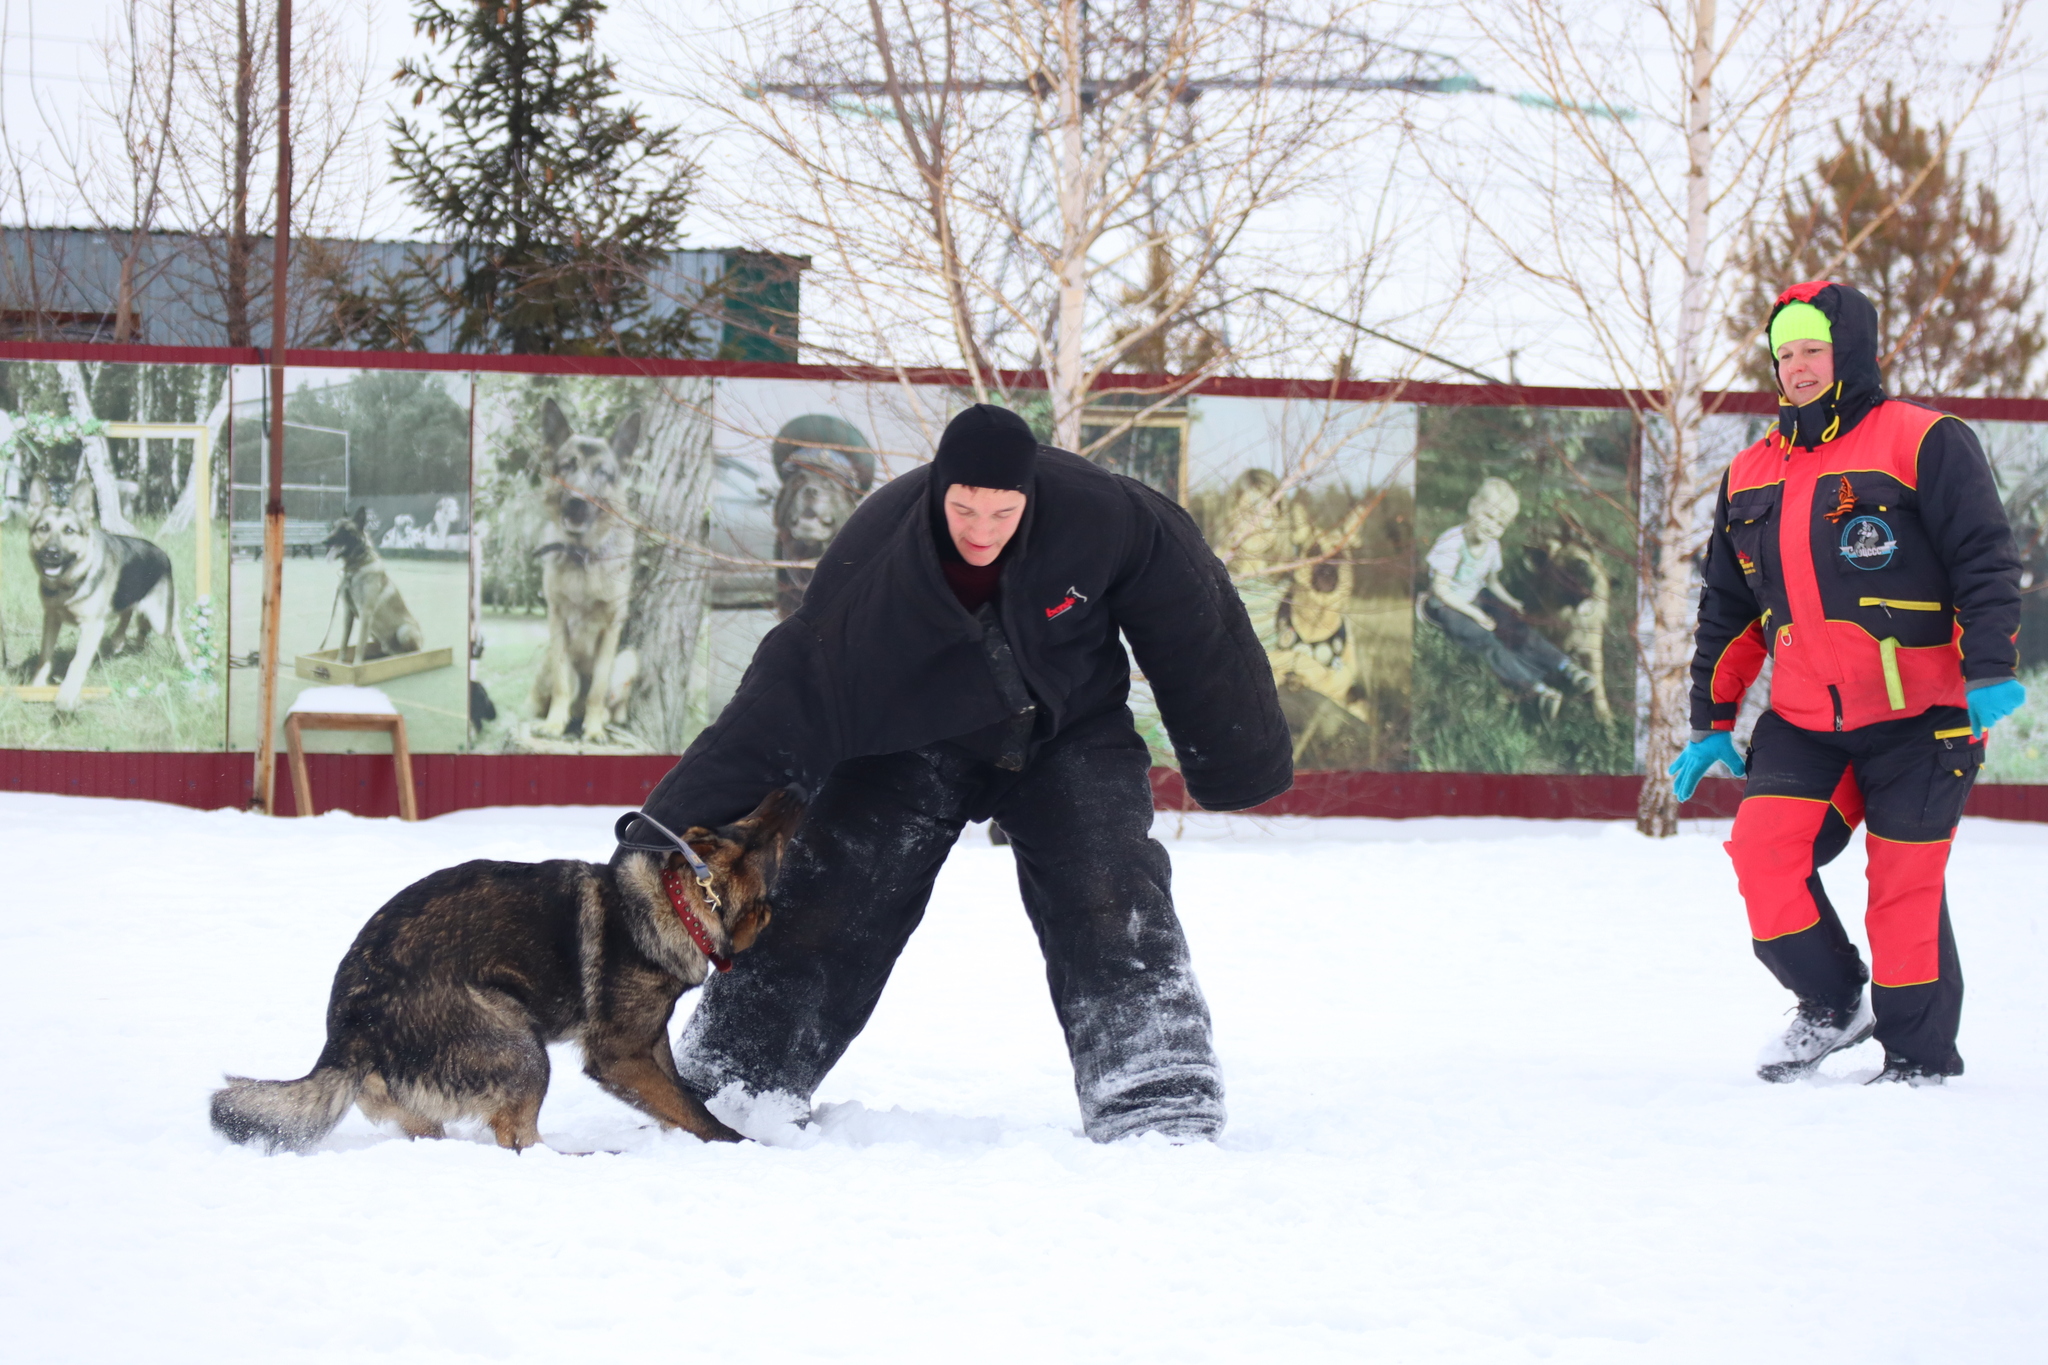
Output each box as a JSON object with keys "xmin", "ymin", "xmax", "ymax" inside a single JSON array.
[
  {"xmin": 288, "ymin": 685, "xmax": 398, "ymax": 715},
  {"xmin": 1, "ymin": 791, "xmax": 2044, "ymax": 1363}
]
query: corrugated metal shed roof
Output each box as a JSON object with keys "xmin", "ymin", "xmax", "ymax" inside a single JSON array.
[{"xmin": 0, "ymin": 228, "xmax": 795, "ymax": 358}]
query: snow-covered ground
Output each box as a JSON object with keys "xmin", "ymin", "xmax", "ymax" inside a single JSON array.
[{"xmin": 2, "ymin": 792, "xmax": 2044, "ymax": 1363}]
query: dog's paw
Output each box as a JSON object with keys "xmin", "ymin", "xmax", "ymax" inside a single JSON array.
[
  {"xmin": 582, "ymin": 722, "xmax": 609, "ymax": 745},
  {"xmin": 532, "ymin": 717, "xmax": 568, "ymax": 738}
]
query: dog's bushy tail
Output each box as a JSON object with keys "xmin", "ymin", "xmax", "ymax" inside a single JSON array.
[{"xmin": 210, "ymin": 1052, "xmax": 366, "ymax": 1153}]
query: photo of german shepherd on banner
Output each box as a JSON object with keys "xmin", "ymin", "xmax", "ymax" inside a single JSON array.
[{"xmin": 24, "ymin": 476, "xmax": 192, "ymax": 714}]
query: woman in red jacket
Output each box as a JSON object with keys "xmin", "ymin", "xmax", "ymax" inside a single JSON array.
[{"xmin": 1670, "ymin": 280, "xmax": 2026, "ymax": 1085}]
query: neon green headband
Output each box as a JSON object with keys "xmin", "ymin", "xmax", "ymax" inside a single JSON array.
[{"xmin": 1769, "ymin": 301, "xmax": 1832, "ymax": 353}]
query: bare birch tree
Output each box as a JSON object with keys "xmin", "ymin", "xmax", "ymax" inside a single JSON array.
[
  {"xmin": 0, "ymin": 0, "xmax": 375, "ymax": 346},
  {"xmin": 1, "ymin": 0, "xmax": 182, "ymax": 342},
  {"xmin": 1436, "ymin": 0, "xmax": 2020, "ymax": 835},
  {"xmin": 652, "ymin": 0, "xmax": 1451, "ymax": 452},
  {"xmin": 54, "ymin": 362, "xmax": 136, "ymax": 534},
  {"xmin": 160, "ymin": 0, "xmax": 377, "ymax": 345},
  {"xmin": 83, "ymin": 0, "xmax": 183, "ymax": 343}
]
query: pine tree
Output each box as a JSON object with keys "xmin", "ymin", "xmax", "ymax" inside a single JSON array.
[
  {"xmin": 1732, "ymin": 85, "xmax": 2043, "ymax": 397},
  {"xmin": 388, "ymin": 0, "xmax": 698, "ymax": 355}
]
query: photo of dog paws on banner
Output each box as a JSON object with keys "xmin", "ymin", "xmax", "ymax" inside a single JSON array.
[
  {"xmin": 226, "ymin": 366, "xmax": 472, "ymax": 757},
  {"xmin": 0, "ymin": 360, "xmax": 229, "ymax": 750},
  {"xmin": 471, "ymin": 374, "xmax": 716, "ymax": 756}
]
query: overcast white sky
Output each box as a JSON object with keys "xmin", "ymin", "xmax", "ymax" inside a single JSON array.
[{"xmin": 3, "ymin": 0, "xmax": 2043, "ymax": 384}]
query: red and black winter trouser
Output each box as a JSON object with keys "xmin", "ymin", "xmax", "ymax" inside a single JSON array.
[{"xmin": 1728, "ymin": 705, "xmax": 1983, "ymax": 1074}]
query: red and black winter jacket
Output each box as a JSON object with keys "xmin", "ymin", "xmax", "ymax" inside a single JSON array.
[{"xmin": 1689, "ymin": 281, "xmax": 2022, "ymax": 735}]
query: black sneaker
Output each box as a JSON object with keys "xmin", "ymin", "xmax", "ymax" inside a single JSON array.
[
  {"xmin": 1867, "ymin": 1052, "xmax": 1960, "ymax": 1087},
  {"xmin": 1757, "ymin": 996, "xmax": 1875, "ymax": 1082}
]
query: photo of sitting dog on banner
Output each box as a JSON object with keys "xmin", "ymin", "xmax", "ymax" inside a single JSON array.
[
  {"xmin": 471, "ymin": 376, "xmax": 719, "ymax": 756},
  {"xmin": 224, "ymin": 366, "xmax": 470, "ymax": 757},
  {"xmin": 694, "ymin": 409, "xmax": 878, "ymax": 728}
]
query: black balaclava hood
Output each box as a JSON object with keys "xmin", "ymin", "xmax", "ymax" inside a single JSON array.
[
  {"xmin": 930, "ymin": 403, "xmax": 1039, "ymax": 562},
  {"xmin": 934, "ymin": 403, "xmax": 1039, "ymax": 492},
  {"xmin": 1767, "ymin": 280, "xmax": 1885, "ymax": 449}
]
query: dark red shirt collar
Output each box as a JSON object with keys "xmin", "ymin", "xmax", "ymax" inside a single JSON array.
[{"xmin": 942, "ymin": 557, "xmax": 1002, "ymax": 613}]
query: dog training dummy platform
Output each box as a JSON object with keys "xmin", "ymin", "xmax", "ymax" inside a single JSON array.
[
  {"xmin": 284, "ymin": 687, "xmax": 418, "ymax": 821},
  {"xmin": 293, "ymin": 644, "xmax": 454, "ymax": 687}
]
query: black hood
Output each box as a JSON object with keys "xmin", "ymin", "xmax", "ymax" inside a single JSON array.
[{"xmin": 1769, "ymin": 280, "xmax": 1886, "ymax": 448}]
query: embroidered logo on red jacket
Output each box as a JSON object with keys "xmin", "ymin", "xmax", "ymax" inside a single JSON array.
[{"xmin": 1045, "ymin": 585, "xmax": 1090, "ymax": 620}]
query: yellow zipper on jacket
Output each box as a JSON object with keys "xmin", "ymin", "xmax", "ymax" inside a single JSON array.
[{"xmin": 1859, "ymin": 597, "xmax": 1944, "ymax": 611}]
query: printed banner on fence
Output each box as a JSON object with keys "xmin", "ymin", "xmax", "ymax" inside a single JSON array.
[
  {"xmin": 471, "ymin": 372, "xmax": 715, "ymax": 756},
  {"xmin": 1, "ymin": 358, "xmax": 228, "ymax": 750},
  {"xmin": 227, "ymin": 366, "xmax": 473, "ymax": 755},
  {"xmin": 7, "ymin": 347, "xmax": 2045, "ymax": 786}
]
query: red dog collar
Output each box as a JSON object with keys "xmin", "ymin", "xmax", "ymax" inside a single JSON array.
[{"xmin": 659, "ymin": 864, "xmax": 732, "ymax": 973}]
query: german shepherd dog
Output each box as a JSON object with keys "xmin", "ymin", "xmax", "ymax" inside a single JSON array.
[
  {"xmin": 531, "ymin": 398, "xmax": 641, "ymax": 743},
  {"xmin": 210, "ymin": 788, "xmax": 803, "ymax": 1153},
  {"xmin": 25, "ymin": 476, "xmax": 192, "ymax": 713},
  {"xmin": 322, "ymin": 507, "xmax": 425, "ymax": 661},
  {"xmin": 772, "ymin": 442, "xmax": 872, "ymax": 619}
]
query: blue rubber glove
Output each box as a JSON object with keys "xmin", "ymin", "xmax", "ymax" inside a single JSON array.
[
  {"xmin": 1668, "ymin": 732, "xmax": 1746, "ymax": 803},
  {"xmin": 1968, "ymin": 679, "xmax": 2027, "ymax": 739}
]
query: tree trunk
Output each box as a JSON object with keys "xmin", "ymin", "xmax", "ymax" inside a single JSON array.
[
  {"xmin": 55, "ymin": 362, "xmax": 137, "ymax": 534},
  {"xmin": 1637, "ymin": 0, "xmax": 1719, "ymax": 838},
  {"xmin": 226, "ymin": 0, "xmax": 255, "ymax": 346},
  {"xmin": 630, "ymin": 379, "xmax": 719, "ymax": 753},
  {"xmin": 115, "ymin": 250, "xmax": 139, "ymax": 343},
  {"xmin": 1049, "ymin": 0, "xmax": 1089, "ymax": 451}
]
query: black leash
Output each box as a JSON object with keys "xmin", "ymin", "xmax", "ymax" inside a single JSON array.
[{"xmin": 614, "ymin": 809, "xmax": 720, "ymax": 911}]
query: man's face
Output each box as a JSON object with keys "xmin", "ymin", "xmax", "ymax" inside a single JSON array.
[
  {"xmin": 945, "ymin": 483, "xmax": 1027, "ymax": 566},
  {"xmin": 1776, "ymin": 339, "xmax": 1835, "ymax": 407}
]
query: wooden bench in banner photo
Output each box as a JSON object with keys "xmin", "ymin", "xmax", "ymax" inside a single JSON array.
[{"xmin": 284, "ymin": 686, "xmax": 418, "ymax": 821}]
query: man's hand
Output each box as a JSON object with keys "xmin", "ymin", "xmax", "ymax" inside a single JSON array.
[
  {"xmin": 1968, "ymin": 678, "xmax": 2027, "ymax": 740},
  {"xmin": 1668, "ymin": 732, "xmax": 1746, "ymax": 803}
]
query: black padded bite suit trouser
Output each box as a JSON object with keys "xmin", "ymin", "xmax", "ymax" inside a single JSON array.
[{"xmin": 672, "ymin": 708, "xmax": 1226, "ymax": 1141}]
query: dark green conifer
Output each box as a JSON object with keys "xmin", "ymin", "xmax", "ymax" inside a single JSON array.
[
  {"xmin": 1733, "ymin": 85, "xmax": 2042, "ymax": 397},
  {"xmin": 388, "ymin": 0, "xmax": 698, "ymax": 355}
]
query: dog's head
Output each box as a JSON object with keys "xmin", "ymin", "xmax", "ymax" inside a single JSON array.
[
  {"xmin": 323, "ymin": 506, "xmax": 374, "ymax": 561},
  {"xmin": 773, "ymin": 449, "xmax": 863, "ymax": 553},
  {"xmin": 541, "ymin": 398, "xmax": 641, "ymax": 539},
  {"xmin": 667, "ymin": 786, "xmax": 806, "ymax": 955},
  {"xmin": 26, "ymin": 477, "xmax": 97, "ymax": 586}
]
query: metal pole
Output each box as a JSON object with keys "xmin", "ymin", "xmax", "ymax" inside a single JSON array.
[{"xmin": 253, "ymin": 0, "xmax": 291, "ymax": 813}]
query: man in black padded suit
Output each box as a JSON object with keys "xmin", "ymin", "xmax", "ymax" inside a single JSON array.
[{"xmin": 617, "ymin": 403, "xmax": 1292, "ymax": 1141}]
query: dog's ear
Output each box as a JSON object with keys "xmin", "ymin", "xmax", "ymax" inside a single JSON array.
[
  {"xmin": 352, "ymin": 505, "xmax": 369, "ymax": 529},
  {"xmin": 541, "ymin": 398, "xmax": 571, "ymax": 453},
  {"xmin": 611, "ymin": 410, "xmax": 644, "ymax": 466},
  {"xmin": 68, "ymin": 478, "xmax": 98, "ymax": 520},
  {"xmin": 723, "ymin": 785, "xmax": 806, "ymax": 850},
  {"xmin": 27, "ymin": 476, "xmax": 50, "ymax": 510}
]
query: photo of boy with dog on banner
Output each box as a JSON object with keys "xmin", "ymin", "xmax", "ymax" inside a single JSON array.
[{"xmin": 0, "ymin": 359, "xmax": 229, "ymax": 751}]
